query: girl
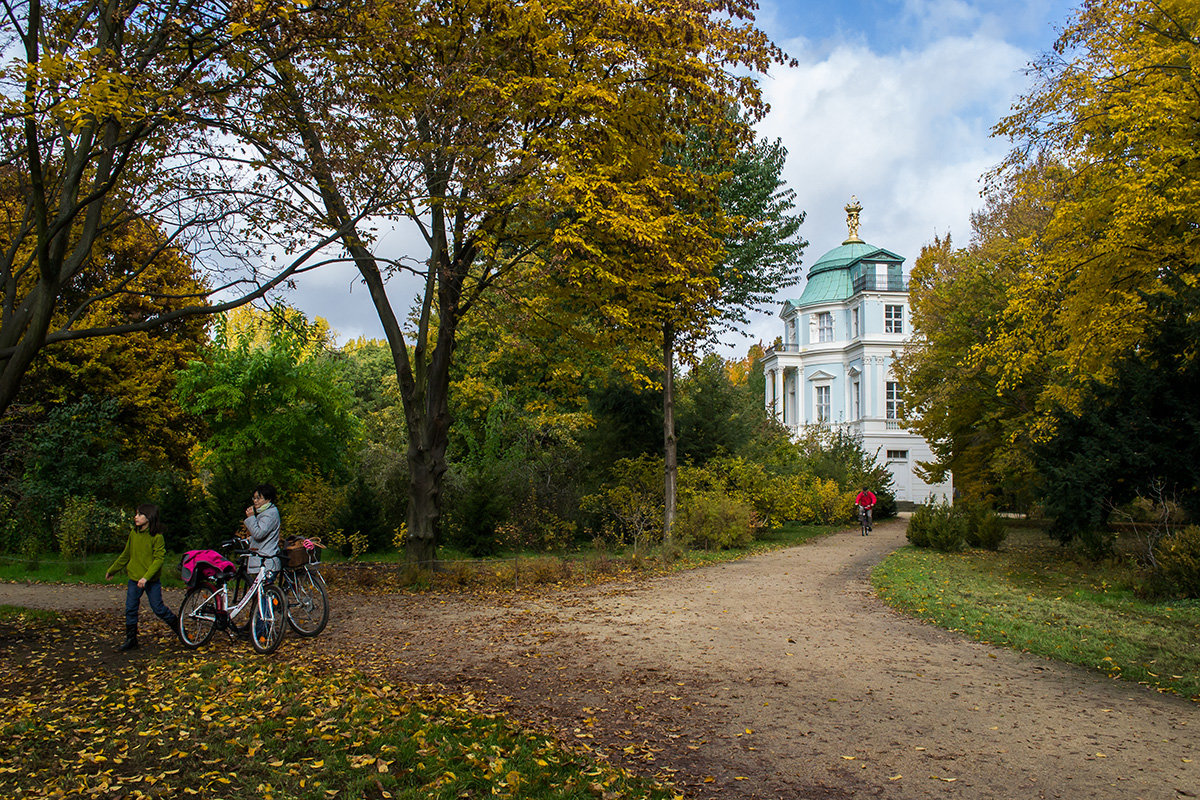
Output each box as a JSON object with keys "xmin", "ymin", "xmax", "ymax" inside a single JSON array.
[
  {"xmin": 105, "ymin": 503, "xmax": 179, "ymax": 651},
  {"xmin": 243, "ymin": 483, "xmax": 282, "ymax": 575}
]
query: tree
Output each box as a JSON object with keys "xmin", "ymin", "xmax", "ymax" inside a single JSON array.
[
  {"xmin": 0, "ymin": 0, "xmax": 353, "ymax": 419},
  {"xmin": 893, "ymin": 166, "xmax": 1055, "ymax": 510},
  {"xmin": 899, "ymin": 0, "xmax": 1200, "ymax": 526},
  {"xmin": 228, "ymin": 0, "xmax": 788, "ymax": 563},
  {"xmin": 1035, "ymin": 286, "xmax": 1200, "ymax": 546},
  {"xmin": 987, "ymin": 0, "xmax": 1200, "ymax": 426},
  {"xmin": 675, "ymin": 353, "xmax": 761, "ymax": 465},
  {"xmin": 176, "ymin": 306, "xmax": 362, "ymax": 535},
  {"xmin": 659, "ymin": 132, "xmax": 806, "ymax": 540},
  {"xmin": 9, "ymin": 217, "xmax": 209, "ymax": 470}
]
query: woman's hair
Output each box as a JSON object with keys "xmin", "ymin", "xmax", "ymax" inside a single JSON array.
[
  {"xmin": 136, "ymin": 503, "xmax": 162, "ymax": 535},
  {"xmin": 255, "ymin": 483, "xmax": 278, "ymax": 504}
]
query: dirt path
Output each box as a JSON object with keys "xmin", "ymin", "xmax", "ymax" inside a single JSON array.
[{"xmin": 2, "ymin": 520, "xmax": 1196, "ymax": 799}]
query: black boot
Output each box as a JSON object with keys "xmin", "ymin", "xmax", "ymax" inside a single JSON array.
[
  {"xmin": 165, "ymin": 613, "xmax": 180, "ymax": 639},
  {"xmin": 119, "ymin": 624, "xmax": 138, "ymax": 651}
]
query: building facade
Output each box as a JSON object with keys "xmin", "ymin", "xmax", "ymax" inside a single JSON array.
[{"xmin": 761, "ymin": 198, "xmax": 952, "ymax": 504}]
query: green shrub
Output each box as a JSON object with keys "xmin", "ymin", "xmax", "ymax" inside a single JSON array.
[
  {"xmin": 581, "ymin": 455, "xmax": 663, "ymax": 550},
  {"xmin": 281, "ymin": 476, "xmax": 349, "ymax": 548},
  {"xmin": 55, "ymin": 496, "xmax": 126, "ymax": 559},
  {"xmin": 1153, "ymin": 525, "xmax": 1200, "ymax": 599},
  {"xmin": 674, "ymin": 491, "xmax": 755, "ymax": 550},
  {"xmin": 906, "ymin": 504, "xmax": 935, "ymax": 548},
  {"xmin": 496, "ymin": 507, "xmax": 576, "ymax": 553},
  {"xmin": 906, "ymin": 499, "xmax": 965, "ymax": 552},
  {"xmin": 962, "ymin": 502, "xmax": 1007, "ymax": 551}
]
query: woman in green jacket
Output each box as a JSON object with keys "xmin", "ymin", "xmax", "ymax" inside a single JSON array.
[{"xmin": 105, "ymin": 503, "xmax": 178, "ymax": 651}]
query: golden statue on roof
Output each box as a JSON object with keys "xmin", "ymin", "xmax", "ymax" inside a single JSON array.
[{"xmin": 844, "ymin": 195, "xmax": 863, "ymax": 244}]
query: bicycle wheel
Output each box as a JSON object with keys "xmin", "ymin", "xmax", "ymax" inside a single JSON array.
[
  {"xmin": 178, "ymin": 586, "xmax": 218, "ymax": 648},
  {"xmin": 250, "ymin": 585, "xmax": 286, "ymax": 655},
  {"xmin": 283, "ymin": 568, "xmax": 329, "ymax": 637}
]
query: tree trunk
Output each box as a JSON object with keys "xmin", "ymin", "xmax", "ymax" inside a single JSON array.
[
  {"xmin": 406, "ymin": 424, "xmax": 448, "ymax": 567},
  {"xmin": 662, "ymin": 320, "xmax": 677, "ymax": 545}
]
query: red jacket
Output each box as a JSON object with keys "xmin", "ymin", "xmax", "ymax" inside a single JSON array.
[{"xmin": 855, "ymin": 491, "xmax": 877, "ymax": 508}]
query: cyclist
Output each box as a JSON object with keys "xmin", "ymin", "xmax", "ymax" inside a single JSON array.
[{"xmin": 854, "ymin": 486, "xmax": 877, "ymax": 535}]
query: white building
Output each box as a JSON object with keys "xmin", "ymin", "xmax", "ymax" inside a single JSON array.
[{"xmin": 761, "ymin": 198, "xmax": 952, "ymax": 505}]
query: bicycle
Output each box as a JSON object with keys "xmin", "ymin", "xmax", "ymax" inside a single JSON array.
[
  {"xmin": 178, "ymin": 540, "xmax": 288, "ymax": 655},
  {"xmin": 277, "ymin": 538, "xmax": 328, "ymax": 637},
  {"xmin": 857, "ymin": 505, "xmax": 873, "ymax": 536}
]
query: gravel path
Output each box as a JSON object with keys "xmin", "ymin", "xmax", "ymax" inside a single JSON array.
[{"xmin": 2, "ymin": 519, "xmax": 1196, "ymax": 799}]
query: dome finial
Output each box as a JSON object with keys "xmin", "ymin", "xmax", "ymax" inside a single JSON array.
[{"xmin": 843, "ymin": 195, "xmax": 863, "ymax": 244}]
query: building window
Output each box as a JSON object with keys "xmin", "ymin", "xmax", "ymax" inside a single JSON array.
[
  {"xmin": 886, "ymin": 381, "xmax": 904, "ymax": 420},
  {"xmin": 817, "ymin": 312, "xmax": 833, "ymax": 343},
  {"xmin": 815, "ymin": 385, "xmax": 831, "ymax": 422},
  {"xmin": 886, "ymin": 449, "xmax": 909, "ymax": 460},
  {"xmin": 853, "ymin": 380, "xmax": 861, "ymax": 419},
  {"xmin": 852, "ymin": 307, "xmax": 860, "ymax": 338},
  {"xmin": 885, "ymin": 304, "xmax": 903, "ymax": 334}
]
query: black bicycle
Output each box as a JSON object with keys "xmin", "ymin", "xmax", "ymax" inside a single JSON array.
[
  {"xmin": 857, "ymin": 505, "xmax": 873, "ymax": 536},
  {"xmin": 277, "ymin": 538, "xmax": 328, "ymax": 637}
]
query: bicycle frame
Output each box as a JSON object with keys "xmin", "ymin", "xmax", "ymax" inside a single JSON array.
[{"xmin": 192, "ymin": 566, "xmax": 273, "ymax": 621}]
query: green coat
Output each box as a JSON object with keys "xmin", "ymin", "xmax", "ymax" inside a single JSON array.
[{"xmin": 108, "ymin": 527, "xmax": 166, "ymax": 583}]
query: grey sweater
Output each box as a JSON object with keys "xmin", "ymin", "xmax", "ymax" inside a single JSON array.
[{"xmin": 244, "ymin": 503, "xmax": 281, "ymax": 574}]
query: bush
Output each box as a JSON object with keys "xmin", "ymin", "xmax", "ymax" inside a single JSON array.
[
  {"xmin": 496, "ymin": 506, "xmax": 576, "ymax": 553},
  {"xmin": 674, "ymin": 491, "xmax": 755, "ymax": 550},
  {"xmin": 906, "ymin": 499, "xmax": 965, "ymax": 552},
  {"xmin": 962, "ymin": 502, "xmax": 1007, "ymax": 551},
  {"xmin": 581, "ymin": 455, "xmax": 663, "ymax": 550},
  {"xmin": 1152, "ymin": 525, "xmax": 1200, "ymax": 599},
  {"xmin": 280, "ymin": 476, "xmax": 348, "ymax": 545},
  {"xmin": 772, "ymin": 476, "xmax": 854, "ymax": 526},
  {"xmin": 55, "ymin": 496, "xmax": 125, "ymax": 559}
]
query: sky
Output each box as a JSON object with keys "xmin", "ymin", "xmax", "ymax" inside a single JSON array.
[{"xmin": 278, "ymin": 0, "xmax": 1080, "ymax": 358}]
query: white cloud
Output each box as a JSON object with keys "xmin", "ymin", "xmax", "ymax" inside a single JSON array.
[{"xmin": 724, "ymin": 29, "xmax": 1034, "ymax": 358}]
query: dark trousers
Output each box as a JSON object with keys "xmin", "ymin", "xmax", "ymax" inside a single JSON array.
[{"xmin": 124, "ymin": 579, "xmax": 175, "ymax": 629}]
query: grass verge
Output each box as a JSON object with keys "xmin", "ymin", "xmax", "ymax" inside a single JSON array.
[
  {"xmin": 871, "ymin": 528, "xmax": 1200, "ymax": 701},
  {"xmin": 0, "ymin": 552, "xmax": 186, "ymax": 589},
  {"xmin": 0, "ymin": 614, "xmax": 679, "ymax": 800},
  {"xmin": 0, "ymin": 523, "xmax": 838, "ymax": 595}
]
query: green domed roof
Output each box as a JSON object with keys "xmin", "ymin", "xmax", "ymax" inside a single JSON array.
[
  {"xmin": 808, "ymin": 241, "xmax": 879, "ymax": 279},
  {"xmin": 784, "ymin": 198, "xmax": 907, "ymax": 310}
]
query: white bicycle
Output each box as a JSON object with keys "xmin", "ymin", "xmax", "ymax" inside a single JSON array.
[{"xmin": 178, "ymin": 540, "xmax": 288, "ymax": 655}]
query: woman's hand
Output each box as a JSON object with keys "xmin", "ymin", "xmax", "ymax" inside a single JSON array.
[{"xmin": 137, "ymin": 578, "xmax": 147, "ymax": 588}]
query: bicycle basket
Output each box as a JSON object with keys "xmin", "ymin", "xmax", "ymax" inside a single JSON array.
[{"xmin": 282, "ymin": 537, "xmax": 321, "ymax": 569}]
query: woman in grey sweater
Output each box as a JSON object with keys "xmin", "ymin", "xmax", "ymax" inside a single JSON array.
[{"xmin": 243, "ymin": 483, "xmax": 282, "ymax": 575}]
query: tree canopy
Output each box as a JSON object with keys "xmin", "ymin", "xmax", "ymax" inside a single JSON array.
[
  {"xmin": 225, "ymin": 0, "xmax": 791, "ymax": 562},
  {"xmin": 899, "ymin": 0, "xmax": 1200, "ymax": 532}
]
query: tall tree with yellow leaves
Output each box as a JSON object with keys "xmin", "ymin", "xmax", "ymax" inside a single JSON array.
[
  {"xmin": 227, "ymin": 0, "xmax": 789, "ymax": 563},
  {"xmin": 0, "ymin": 0, "xmax": 350, "ymax": 420},
  {"xmin": 988, "ymin": 0, "xmax": 1200, "ymax": 427}
]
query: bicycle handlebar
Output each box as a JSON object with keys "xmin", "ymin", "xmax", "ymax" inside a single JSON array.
[{"xmin": 220, "ymin": 538, "xmax": 281, "ymax": 561}]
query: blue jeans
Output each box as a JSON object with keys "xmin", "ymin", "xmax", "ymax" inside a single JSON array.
[{"xmin": 125, "ymin": 579, "xmax": 175, "ymax": 629}]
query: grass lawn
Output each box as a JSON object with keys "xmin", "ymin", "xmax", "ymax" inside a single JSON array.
[
  {"xmin": 871, "ymin": 526, "xmax": 1200, "ymax": 701},
  {"xmin": 0, "ymin": 521, "xmax": 837, "ymax": 593}
]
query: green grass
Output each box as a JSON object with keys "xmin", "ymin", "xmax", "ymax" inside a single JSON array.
[
  {"xmin": 1, "ymin": 522, "xmax": 838, "ymax": 593},
  {"xmin": 871, "ymin": 527, "xmax": 1200, "ymax": 701},
  {"xmin": 0, "ymin": 630, "xmax": 679, "ymax": 800},
  {"xmin": 0, "ymin": 551, "xmax": 187, "ymax": 588},
  {"xmin": 0, "ymin": 604, "xmax": 62, "ymax": 623}
]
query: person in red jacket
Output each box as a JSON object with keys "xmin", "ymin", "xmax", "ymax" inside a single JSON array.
[{"xmin": 854, "ymin": 487, "xmax": 877, "ymax": 534}]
